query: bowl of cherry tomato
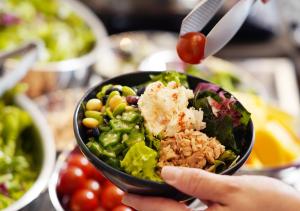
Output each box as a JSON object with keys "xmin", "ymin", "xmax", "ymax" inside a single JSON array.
[{"xmin": 48, "ymin": 147, "xmax": 134, "ymax": 211}]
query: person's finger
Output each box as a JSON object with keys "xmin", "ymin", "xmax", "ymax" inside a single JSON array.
[
  {"xmin": 206, "ymin": 203, "xmax": 227, "ymax": 211},
  {"xmin": 161, "ymin": 166, "xmax": 239, "ymax": 203},
  {"xmin": 122, "ymin": 193, "xmax": 190, "ymax": 211},
  {"xmin": 202, "ymin": 200, "xmax": 212, "ymax": 206}
]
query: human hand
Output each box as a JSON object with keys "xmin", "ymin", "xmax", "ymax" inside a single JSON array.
[{"xmin": 122, "ymin": 166, "xmax": 300, "ymax": 211}]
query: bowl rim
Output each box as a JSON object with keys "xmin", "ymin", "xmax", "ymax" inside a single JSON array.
[
  {"xmin": 48, "ymin": 150, "xmax": 70, "ymax": 211},
  {"xmin": 73, "ymin": 71, "xmax": 255, "ymax": 187},
  {"xmin": 3, "ymin": 95, "xmax": 56, "ymax": 211}
]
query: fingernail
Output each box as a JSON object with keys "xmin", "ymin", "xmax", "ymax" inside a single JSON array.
[{"xmin": 161, "ymin": 166, "xmax": 182, "ymax": 184}]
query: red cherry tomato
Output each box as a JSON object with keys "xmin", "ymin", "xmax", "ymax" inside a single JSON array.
[
  {"xmin": 176, "ymin": 32, "xmax": 206, "ymax": 64},
  {"xmin": 70, "ymin": 147, "xmax": 81, "ymax": 155},
  {"xmin": 70, "ymin": 189, "xmax": 100, "ymax": 211},
  {"xmin": 112, "ymin": 205, "xmax": 134, "ymax": 211},
  {"xmin": 83, "ymin": 179, "xmax": 102, "ymax": 197},
  {"xmin": 68, "ymin": 154, "xmax": 95, "ymax": 177},
  {"xmin": 90, "ymin": 166, "xmax": 105, "ymax": 183},
  {"xmin": 101, "ymin": 185, "xmax": 124, "ymax": 210},
  {"xmin": 93, "ymin": 207, "xmax": 107, "ymax": 211},
  {"xmin": 57, "ymin": 166, "xmax": 86, "ymax": 195},
  {"xmin": 102, "ymin": 179, "xmax": 113, "ymax": 188}
]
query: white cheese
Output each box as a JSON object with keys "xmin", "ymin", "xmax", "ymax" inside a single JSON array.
[{"xmin": 138, "ymin": 81, "xmax": 205, "ymax": 137}]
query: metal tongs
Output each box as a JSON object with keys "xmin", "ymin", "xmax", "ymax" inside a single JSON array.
[
  {"xmin": 0, "ymin": 42, "xmax": 39, "ymax": 96},
  {"xmin": 180, "ymin": 0, "xmax": 257, "ymax": 59}
]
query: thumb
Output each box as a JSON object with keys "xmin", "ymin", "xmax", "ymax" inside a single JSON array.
[{"xmin": 161, "ymin": 166, "xmax": 237, "ymax": 204}]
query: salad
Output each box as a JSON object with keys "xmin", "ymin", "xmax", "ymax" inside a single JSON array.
[
  {"xmin": 0, "ymin": 0, "xmax": 95, "ymax": 62},
  {"xmin": 81, "ymin": 72, "xmax": 251, "ymax": 182},
  {"xmin": 0, "ymin": 85, "xmax": 39, "ymax": 209},
  {"xmin": 185, "ymin": 65, "xmax": 242, "ymax": 92}
]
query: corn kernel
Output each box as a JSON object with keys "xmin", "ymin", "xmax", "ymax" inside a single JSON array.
[
  {"xmin": 86, "ymin": 99, "xmax": 102, "ymax": 111},
  {"xmin": 109, "ymin": 95, "xmax": 124, "ymax": 111},
  {"xmin": 82, "ymin": 118, "xmax": 99, "ymax": 128}
]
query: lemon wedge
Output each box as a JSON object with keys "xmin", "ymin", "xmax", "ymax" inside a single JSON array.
[
  {"xmin": 254, "ymin": 121, "xmax": 300, "ymax": 167},
  {"xmin": 234, "ymin": 92, "xmax": 300, "ymax": 168},
  {"xmin": 267, "ymin": 105, "xmax": 295, "ymax": 128}
]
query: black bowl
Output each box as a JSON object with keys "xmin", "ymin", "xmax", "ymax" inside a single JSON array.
[{"xmin": 74, "ymin": 71, "xmax": 254, "ymax": 201}]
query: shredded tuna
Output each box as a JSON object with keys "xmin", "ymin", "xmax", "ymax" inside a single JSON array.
[{"xmin": 158, "ymin": 129, "xmax": 225, "ymax": 169}]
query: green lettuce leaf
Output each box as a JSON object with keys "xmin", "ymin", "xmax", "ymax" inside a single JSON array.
[
  {"xmin": 121, "ymin": 142, "xmax": 161, "ymax": 182},
  {"xmin": 150, "ymin": 71, "xmax": 189, "ymax": 88}
]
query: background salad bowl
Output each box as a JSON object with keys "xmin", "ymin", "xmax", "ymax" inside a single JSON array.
[
  {"xmin": 2, "ymin": 0, "xmax": 108, "ymax": 97},
  {"xmin": 0, "ymin": 41, "xmax": 56, "ymax": 210},
  {"xmin": 73, "ymin": 71, "xmax": 255, "ymax": 201},
  {"xmin": 3, "ymin": 95, "xmax": 56, "ymax": 211}
]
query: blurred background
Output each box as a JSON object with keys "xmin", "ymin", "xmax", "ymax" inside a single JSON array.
[{"xmin": 1, "ymin": 0, "xmax": 300, "ymax": 210}]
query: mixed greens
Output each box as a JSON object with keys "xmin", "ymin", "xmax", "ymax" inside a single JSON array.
[
  {"xmin": 82, "ymin": 72, "xmax": 251, "ymax": 181},
  {"xmin": 84, "ymin": 84, "xmax": 161, "ymax": 181},
  {"xmin": 0, "ymin": 85, "xmax": 39, "ymax": 209},
  {"xmin": 0, "ymin": 0, "xmax": 95, "ymax": 62},
  {"xmin": 193, "ymin": 82, "xmax": 251, "ymax": 172},
  {"xmin": 185, "ymin": 65, "xmax": 245, "ymax": 92}
]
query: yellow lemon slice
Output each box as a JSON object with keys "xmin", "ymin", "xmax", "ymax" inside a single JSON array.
[{"xmin": 254, "ymin": 121, "xmax": 300, "ymax": 168}]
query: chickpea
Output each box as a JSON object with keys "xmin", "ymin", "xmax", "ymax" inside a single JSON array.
[
  {"xmin": 86, "ymin": 99, "xmax": 102, "ymax": 111},
  {"xmin": 82, "ymin": 118, "xmax": 99, "ymax": 128},
  {"xmin": 109, "ymin": 95, "xmax": 124, "ymax": 111}
]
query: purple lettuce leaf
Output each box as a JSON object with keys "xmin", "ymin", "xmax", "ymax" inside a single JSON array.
[
  {"xmin": 0, "ymin": 183, "xmax": 9, "ymax": 196},
  {"xmin": 0, "ymin": 13, "xmax": 21, "ymax": 26}
]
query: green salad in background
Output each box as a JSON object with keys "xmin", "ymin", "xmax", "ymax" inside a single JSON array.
[
  {"xmin": 0, "ymin": 85, "xmax": 39, "ymax": 209},
  {"xmin": 185, "ymin": 65, "xmax": 240, "ymax": 92},
  {"xmin": 0, "ymin": 0, "xmax": 95, "ymax": 62},
  {"xmin": 81, "ymin": 72, "xmax": 251, "ymax": 182}
]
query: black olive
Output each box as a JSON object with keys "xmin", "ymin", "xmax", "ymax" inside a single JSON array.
[
  {"xmin": 105, "ymin": 87, "xmax": 122, "ymax": 95},
  {"xmin": 92, "ymin": 128, "xmax": 100, "ymax": 137},
  {"xmin": 136, "ymin": 87, "xmax": 145, "ymax": 96},
  {"xmin": 86, "ymin": 128, "xmax": 100, "ymax": 138},
  {"xmin": 126, "ymin": 96, "xmax": 139, "ymax": 105},
  {"xmin": 103, "ymin": 115, "xmax": 110, "ymax": 124},
  {"xmin": 86, "ymin": 129, "xmax": 92, "ymax": 136},
  {"xmin": 102, "ymin": 95, "xmax": 108, "ymax": 104}
]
